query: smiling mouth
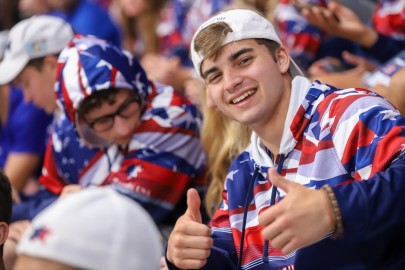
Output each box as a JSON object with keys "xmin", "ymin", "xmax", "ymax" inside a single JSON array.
[{"xmin": 231, "ymin": 89, "xmax": 257, "ymax": 104}]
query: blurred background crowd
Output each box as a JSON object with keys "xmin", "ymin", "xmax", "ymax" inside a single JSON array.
[{"xmin": 0, "ymin": 0, "xmax": 404, "ymax": 269}]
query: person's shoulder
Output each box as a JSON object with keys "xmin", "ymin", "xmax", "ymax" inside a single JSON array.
[
  {"xmin": 331, "ymin": 86, "xmax": 394, "ymax": 110},
  {"xmin": 10, "ymin": 98, "xmax": 52, "ymax": 128},
  {"xmin": 228, "ymin": 150, "xmax": 253, "ymax": 173}
]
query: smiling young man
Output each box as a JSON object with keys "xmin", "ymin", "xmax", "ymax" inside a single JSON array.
[{"xmin": 165, "ymin": 9, "xmax": 405, "ymax": 270}]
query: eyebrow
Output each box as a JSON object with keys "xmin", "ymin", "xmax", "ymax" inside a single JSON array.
[
  {"xmin": 85, "ymin": 96, "xmax": 129, "ymax": 122},
  {"xmin": 202, "ymin": 47, "xmax": 254, "ymax": 79}
]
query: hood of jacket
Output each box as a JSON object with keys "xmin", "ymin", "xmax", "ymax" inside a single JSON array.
[
  {"xmin": 250, "ymin": 76, "xmax": 336, "ymax": 167},
  {"xmin": 55, "ymin": 34, "xmax": 149, "ymax": 148}
]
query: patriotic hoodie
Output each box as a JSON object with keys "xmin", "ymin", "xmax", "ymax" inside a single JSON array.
[
  {"xmin": 27, "ymin": 35, "xmax": 206, "ymax": 223},
  {"xmin": 368, "ymin": 0, "xmax": 405, "ymax": 63},
  {"xmin": 193, "ymin": 77, "xmax": 405, "ymax": 269},
  {"xmin": 275, "ymin": 0, "xmax": 405, "ymax": 69}
]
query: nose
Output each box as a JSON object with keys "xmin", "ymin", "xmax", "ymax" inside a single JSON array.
[
  {"xmin": 223, "ymin": 69, "xmax": 242, "ymax": 93},
  {"xmin": 113, "ymin": 115, "xmax": 132, "ymax": 136}
]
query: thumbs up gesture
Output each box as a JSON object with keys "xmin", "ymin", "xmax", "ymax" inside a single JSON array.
[
  {"xmin": 166, "ymin": 188, "xmax": 213, "ymax": 269},
  {"xmin": 258, "ymin": 168, "xmax": 334, "ymax": 254}
]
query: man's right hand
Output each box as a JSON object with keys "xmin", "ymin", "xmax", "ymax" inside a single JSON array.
[{"xmin": 166, "ymin": 188, "xmax": 213, "ymax": 269}]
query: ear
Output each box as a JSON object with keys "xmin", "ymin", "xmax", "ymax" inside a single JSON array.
[
  {"xmin": 275, "ymin": 47, "xmax": 290, "ymax": 75},
  {"xmin": 0, "ymin": 222, "xmax": 9, "ymax": 245}
]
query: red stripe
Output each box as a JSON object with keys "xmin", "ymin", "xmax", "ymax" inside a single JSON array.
[
  {"xmin": 135, "ymin": 118, "xmax": 199, "ymax": 137},
  {"xmin": 39, "ymin": 138, "xmax": 66, "ymax": 195},
  {"xmin": 78, "ymin": 150, "xmax": 105, "ymax": 179},
  {"xmin": 106, "ymin": 160, "xmax": 191, "ymax": 205}
]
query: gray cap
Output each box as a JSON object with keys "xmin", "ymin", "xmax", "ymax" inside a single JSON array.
[{"xmin": 0, "ymin": 15, "xmax": 74, "ymax": 84}]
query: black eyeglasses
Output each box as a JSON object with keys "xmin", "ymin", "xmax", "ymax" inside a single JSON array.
[{"xmin": 87, "ymin": 97, "xmax": 141, "ymax": 132}]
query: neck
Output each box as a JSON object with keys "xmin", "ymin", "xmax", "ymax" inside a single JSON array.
[
  {"xmin": 253, "ymin": 114, "xmax": 287, "ymax": 157},
  {"xmin": 252, "ymin": 77, "xmax": 292, "ymax": 156}
]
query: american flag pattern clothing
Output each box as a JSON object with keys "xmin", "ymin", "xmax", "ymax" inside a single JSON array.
[
  {"xmin": 157, "ymin": 0, "xmax": 232, "ymax": 66},
  {"xmin": 372, "ymin": 0, "xmax": 405, "ymax": 40},
  {"xmin": 39, "ymin": 35, "xmax": 206, "ymax": 223},
  {"xmin": 274, "ymin": 0, "xmax": 331, "ymax": 70},
  {"xmin": 366, "ymin": 0, "xmax": 405, "ymax": 64},
  {"xmin": 203, "ymin": 77, "xmax": 405, "ymax": 269}
]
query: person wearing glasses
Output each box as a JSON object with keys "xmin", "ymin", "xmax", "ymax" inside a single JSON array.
[
  {"xmin": 22, "ymin": 33, "xmax": 205, "ymax": 224},
  {"xmin": 52, "ymin": 34, "xmax": 206, "ymax": 227},
  {"xmin": 0, "ymin": 16, "xmax": 205, "ymax": 269}
]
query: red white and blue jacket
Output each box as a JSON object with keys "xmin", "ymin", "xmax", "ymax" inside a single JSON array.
[
  {"xmin": 275, "ymin": 0, "xmax": 405, "ymax": 69},
  {"xmin": 194, "ymin": 77, "xmax": 405, "ymax": 269},
  {"xmin": 12, "ymin": 35, "xmax": 206, "ymax": 224},
  {"xmin": 39, "ymin": 82, "xmax": 206, "ymax": 223}
]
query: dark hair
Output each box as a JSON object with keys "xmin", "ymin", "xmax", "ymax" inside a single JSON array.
[
  {"xmin": 77, "ymin": 89, "xmax": 140, "ymax": 117},
  {"xmin": 256, "ymin": 38, "xmax": 280, "ymax": 62},
  {"xmin": 0, "ymin": 171, "xmax": 12, "ymax": 224},
  {"xmin": 26, "ymin": 57, "xmax": 45, "ymax": 70},
  {"xmin": 77, "ymin": 88, "xmax": 120, "ymax": 117},
  {"xmin": 0, "ymin": 170, "xmax": 12, "ymax": 256},
  {"xmin": 26, "ymin": 54, "xmax": 59, "ymax": 71}
]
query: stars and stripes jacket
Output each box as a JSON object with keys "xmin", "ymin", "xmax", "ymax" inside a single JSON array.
[
  {"xmin": 197, "ymin": 77, "xmax": 405, "ymax": 269},
  {"xmin": 38, "ymin": 81, "xmax": 206, "ymax": 224},
  {"xmin": 12, "ymin": 35, "xmax": 206, "ymax": 224}
]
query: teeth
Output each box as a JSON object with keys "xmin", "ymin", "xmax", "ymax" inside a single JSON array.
[{"xmin": 232, "ymin": 89, "xmax": 256, "ymax": 104}]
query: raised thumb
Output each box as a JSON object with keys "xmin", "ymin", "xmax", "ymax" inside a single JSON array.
[
  {"xmin": 268, "ymin": 167, "xmax": 292, "ymax": 193},
  {"xmin": 185, "ymin": 188, "xmax": 202, "ymax": 223}
]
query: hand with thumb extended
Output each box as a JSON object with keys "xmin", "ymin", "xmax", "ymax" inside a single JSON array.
[
  {"xmin": 258, "ymin": 168, "xmax": 333, "ymax": 254},
  {"xmin": 185, "ymin": 188, "xmax": 202, "ymax": 223},
  {"xmin": 167, "ymin": 188, "xmax": 213, "ymax": 269}
]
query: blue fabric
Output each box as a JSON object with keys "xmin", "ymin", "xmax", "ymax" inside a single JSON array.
[
  {"xmin": 50, "ymin": 0, "xmax": 121, "ymax": 47},
  {"xmin": 11, "ymin": 188, "xmax": 58, "ymax": 222},
  {"xmin": 0, "ymin": 86, "xmax": 52, "ymax": 169},
  {"xmin": 364, "ymin": 33, "xmax": 405, "ymax": 65}
]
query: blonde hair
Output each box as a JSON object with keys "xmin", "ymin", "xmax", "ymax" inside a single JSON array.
[{"xmin": 201, "ymin": 102, "xmax": 251, "ymax": 217}]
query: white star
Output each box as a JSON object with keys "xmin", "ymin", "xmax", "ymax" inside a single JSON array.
[
  {"xmin": 380, "ymin": 110, "xmax": 399, "ymax": 121},
  {"xmin": 226, "ymin": 170, "xmax": 239, "ymax": 181}
]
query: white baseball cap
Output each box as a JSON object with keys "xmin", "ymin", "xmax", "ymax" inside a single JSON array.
[
  {"xmin": 16, "ymin": 187, "xmax": 162, "ymax": 270},
  {"xmin": 0, "ymin": 15, "xmax": 74, "ymax": 85},
  {"xmin": 190, "ymin": 9, "xmax": 303, "ymax": 78}
]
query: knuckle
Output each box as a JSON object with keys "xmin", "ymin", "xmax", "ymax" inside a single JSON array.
[
  {"xmin": 203, "ymin": 227, "xmax": 212, "ymax": 236},
  {"xmin": 171, "ymin": 235, "xmax": 184, "ymax": 248},
  {"xmin": 172, "ymin": 249, "xmax": 182, "ymax": 259},
  {"xmin": 279, "ymin": 216, "xmax": 291, "ymax": 227},
  {"xmin": 202, "ymin": 237, "xmax": 213, "ymax": 248}
]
